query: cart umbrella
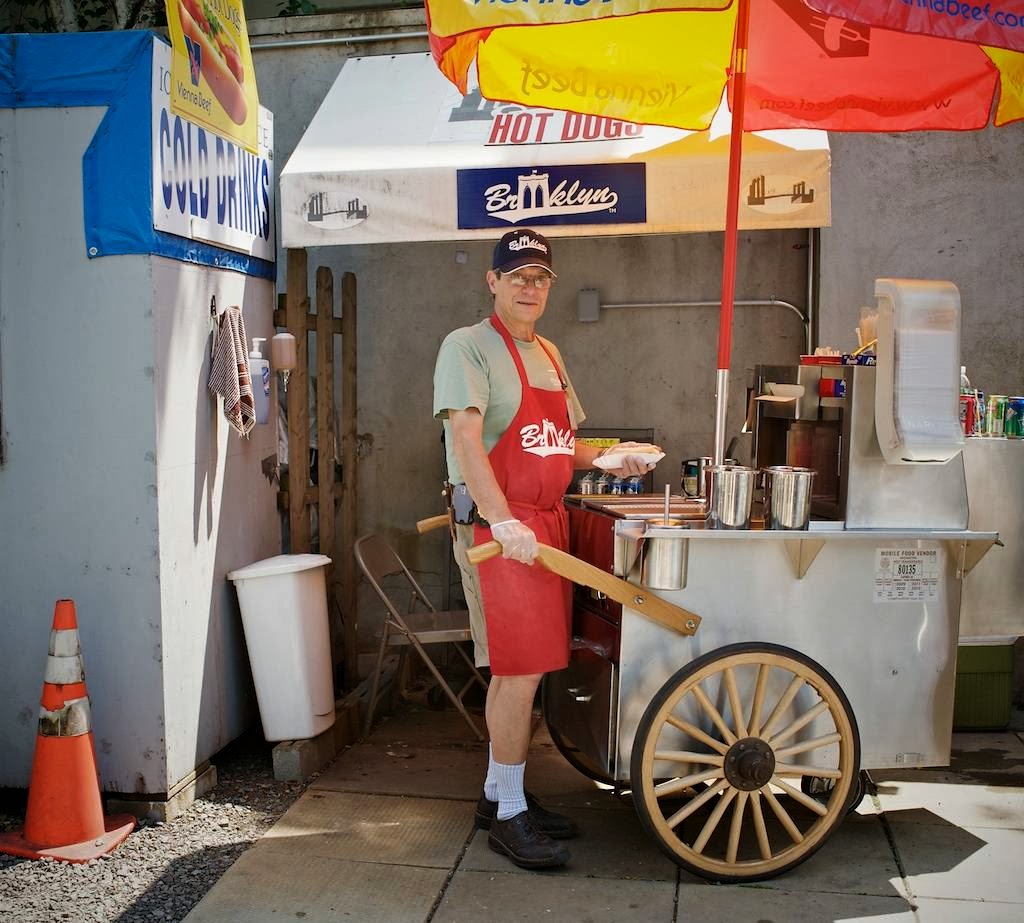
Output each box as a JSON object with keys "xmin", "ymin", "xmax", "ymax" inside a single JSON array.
[{"xmin": 425, "ymin": 0, "xmax": 1024, "ymax": 461}]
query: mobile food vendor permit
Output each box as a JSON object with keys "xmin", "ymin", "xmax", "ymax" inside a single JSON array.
[{"xmin": 166, "ymin": 0, "xmax": 258, "ymax": 153}]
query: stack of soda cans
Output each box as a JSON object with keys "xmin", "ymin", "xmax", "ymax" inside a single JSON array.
[
  {"xmin": 960, "ymin": 387, "xmax": 1024, "ymax": 438},
  {"xmin": 992, "ymin": 395, "xmax": 1024, "ymax": 438},
  {"xmin": 575, "ymin": 472, "xmax": 647, "ymax": 494}
]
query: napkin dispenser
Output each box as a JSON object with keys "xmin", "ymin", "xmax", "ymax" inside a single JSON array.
[{"xmin": 873, "ymin": 278, "xmax": 964, "ymax": 465}]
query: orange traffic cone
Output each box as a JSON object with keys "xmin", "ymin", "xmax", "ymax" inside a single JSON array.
[{"xmin": 0, "ymin": 599, "xmax": 135, "ymax": 863}]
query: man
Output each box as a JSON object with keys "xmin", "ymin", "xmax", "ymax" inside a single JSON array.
[{"xmin": 433, "ymin": 229, "xmax": 660, "ymax": 869}]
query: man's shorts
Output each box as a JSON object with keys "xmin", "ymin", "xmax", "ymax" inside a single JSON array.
[{"xmin": 453, "ymin": 522, "xmax": 489, "ymax": 668}]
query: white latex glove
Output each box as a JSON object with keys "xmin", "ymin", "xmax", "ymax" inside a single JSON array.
[{"xmin": 489, "ymin": 519, "xmax": 538, "ymax": 565}]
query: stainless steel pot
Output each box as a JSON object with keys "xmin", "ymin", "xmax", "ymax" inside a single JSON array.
[
  {"xmin": 706, "ymin": 465, "xmax": 756, "ymax": 529},
  {"xmin": 762, "ymin": 466, "xmax": 816, "ymax": 530},
  {"xmin": 641, "ymin": 520, "xmax": 688, "ymax": 590}
]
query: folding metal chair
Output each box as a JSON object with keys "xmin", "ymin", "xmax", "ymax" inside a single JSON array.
[{"xmin": 354, "ymin": 533, "xmax": 487, "ymax": 740}]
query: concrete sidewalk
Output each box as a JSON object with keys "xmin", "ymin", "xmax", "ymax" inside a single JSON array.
[{"xmin": 183, "ymin": 705, "xmax": 1024, "ymax": 923}]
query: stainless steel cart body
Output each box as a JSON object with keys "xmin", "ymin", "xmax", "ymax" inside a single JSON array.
[{"xmin": 553, "ymin": 523, "xmax": 996, "ymax": 779}]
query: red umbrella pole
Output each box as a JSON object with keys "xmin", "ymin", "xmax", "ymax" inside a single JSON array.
[{"xmin": 714, "ymin": 0, "xmax": 751, "ymax": 466}]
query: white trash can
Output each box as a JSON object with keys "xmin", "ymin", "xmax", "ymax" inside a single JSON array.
[{"xmin": 227, "ymin": 554, "xmax": 335, "ymax": 741}]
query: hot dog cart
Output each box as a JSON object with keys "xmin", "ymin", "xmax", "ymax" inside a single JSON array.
[{"xmin": 544, "ymin": 279, "xmax": 999, "ymax": 882}]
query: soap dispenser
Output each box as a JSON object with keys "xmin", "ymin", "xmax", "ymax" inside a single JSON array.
[{"xmin": 250, "ymin": 337, "xmax": 270, "ymax": 425}]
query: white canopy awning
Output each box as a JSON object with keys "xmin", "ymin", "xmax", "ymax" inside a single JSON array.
[{"xmin": 280, "ymin": 53, "xmax": 830, "ymax": 247}]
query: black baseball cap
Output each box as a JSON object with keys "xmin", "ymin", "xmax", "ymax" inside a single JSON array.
[{"xmin": 492, "ymin": 229, "xmax": 556, "ymax": 277}]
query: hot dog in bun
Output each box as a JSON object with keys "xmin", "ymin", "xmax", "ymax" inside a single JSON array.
[{"xmin": 178, "ymin": 0, "xmax": 247, "ymax": 126}]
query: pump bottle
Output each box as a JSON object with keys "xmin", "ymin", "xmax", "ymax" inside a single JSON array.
[{"xmin": 250, "ymin": 338, "xmax": 270, "ymax": 425}]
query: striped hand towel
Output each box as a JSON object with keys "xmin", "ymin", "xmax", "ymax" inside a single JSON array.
[{"xmin": 208, "ymin": 306, "xmax": 255, "ymax": 437}]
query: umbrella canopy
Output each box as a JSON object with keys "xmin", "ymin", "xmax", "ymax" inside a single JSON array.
[
  {"xmin": 428, "ymin": 0, "xmax": 1024, "ymax": 131},
  {"xmin": 425, "ymin": 0, "xmax": 1024, "ymax": 459}
]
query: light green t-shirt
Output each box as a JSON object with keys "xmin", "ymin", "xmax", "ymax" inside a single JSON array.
[{"xmin": 433, "ymin": 318, "xmax": 585, "ymax": 484}]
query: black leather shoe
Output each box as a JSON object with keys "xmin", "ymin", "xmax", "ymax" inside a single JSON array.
[
  {"xmin": 487, "ymin": 811, "xmax": 571, "ymax": 869},
  {"xmin": 475, "ymin": 791, "xmax": 579, "ymax": 839}
]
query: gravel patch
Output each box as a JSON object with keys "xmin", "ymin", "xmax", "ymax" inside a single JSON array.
[{"xmin": 0, "ymin": 732, "xmax": 310, "ymax": 923}]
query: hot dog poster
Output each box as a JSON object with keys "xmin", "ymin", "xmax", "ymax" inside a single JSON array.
[{"xmin": 166, "ymin": 0, "xmax": 258, "ymax": 154}]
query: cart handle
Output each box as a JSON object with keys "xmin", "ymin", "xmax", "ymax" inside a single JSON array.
[
  {"xmin": 467, "ymin": 540, "xmax": 701, "ymax": 637},
  {"xmin": 416, "ymin": 514, "xmax": 450, "ymax": 534}
]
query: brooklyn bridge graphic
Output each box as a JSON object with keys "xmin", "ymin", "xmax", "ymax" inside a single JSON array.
[
  {"xmin": 747, "ymin": 175, "xmax": 815, "ymax": 208},
  {"xmin": 485, "ymin": 169, "xmax": 619, "ymax": 224},
  {"xmin": 306, "ymin": 191, "xmax": 368, "ymax": 225}
]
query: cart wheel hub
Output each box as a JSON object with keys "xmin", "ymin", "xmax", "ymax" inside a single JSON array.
[{"xmin": 723, "ymin": 737, "xmax": 775, "ymax": 791}]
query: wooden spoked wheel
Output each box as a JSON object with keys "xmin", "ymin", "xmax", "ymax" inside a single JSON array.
[{"xmin": 630, "ymin": 643, "xmax": 860, "ymax": 882}]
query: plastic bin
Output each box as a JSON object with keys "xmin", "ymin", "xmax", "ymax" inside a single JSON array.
[
  {"xmin": 227, "ymin": 554, "xmax": 335, "ymax": 741},
  {"xmin": 952, "ymin": 637, "xmax": 1016, "ymax": 731}
]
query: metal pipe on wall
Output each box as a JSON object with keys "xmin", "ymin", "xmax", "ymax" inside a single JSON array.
[
  {"xmin": 579, "ymin": 295, "xmax": 811, "ymax": 355},
  {"xmin": 807, "ymin": 227, "xmax": 821, "ymax": 352}
]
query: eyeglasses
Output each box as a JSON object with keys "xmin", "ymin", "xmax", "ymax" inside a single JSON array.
[{"xmin": 500, "ymin": 271, "xmax": 554, "ymax": 290}]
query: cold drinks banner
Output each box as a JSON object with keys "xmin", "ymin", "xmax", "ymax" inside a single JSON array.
[
  {"xmin": 165, "ymin": 0, "xmax": 259, "ymax": 154},
  {"xmin": 152, "ymin": 40, "xmax": 275, "ymax": 262}
]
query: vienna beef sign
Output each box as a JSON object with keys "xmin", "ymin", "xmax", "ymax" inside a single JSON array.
[{"xmin": 165, "ymin": 0, "xmax": 259, "ymax": 154}]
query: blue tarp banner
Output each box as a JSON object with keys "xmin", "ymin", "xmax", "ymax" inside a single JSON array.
[{"xmin": 0, "ymin": 32, "xmax": 274, "ymax": 280}]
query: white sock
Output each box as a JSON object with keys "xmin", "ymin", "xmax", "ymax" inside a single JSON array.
[
  {"xmin": 494, "ymin": 758, "xmax": 527, "ymax": 820},
  {"xmin": 484, "ymin": 744, "xmax": 499, "ymax": 802}
]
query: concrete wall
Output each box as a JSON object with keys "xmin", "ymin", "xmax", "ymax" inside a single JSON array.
[
  {"xmin": 821, "ymin": 130, "xmax": 1023, "ymax": 396},
  {"xmin": 0, "ymin": 106, "xmax": 278, "ymax": 793},
  {"xmin": 150, "ymin": 258, "xmax": 278, "ymax": 788}
]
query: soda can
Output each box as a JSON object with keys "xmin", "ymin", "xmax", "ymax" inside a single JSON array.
[
  {"xmin": 973, "ymin": 390, "xmax": 985, "ymax": 435},
  {"xmin": 1005, "ymin": 397, "xmax": 1024, "ymax": 439},
  {"xmin": 985, "ymin": 395, "xmax": 1008, "ymax": 436},
  {"xmin": 959, "ymin": 393, "xmax": 976, "ymax": 436}
]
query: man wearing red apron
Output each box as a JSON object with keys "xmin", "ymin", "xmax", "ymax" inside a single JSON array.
[{"xmin": 434, "ymin": 230, "xmax": 658, "ymax": 869}]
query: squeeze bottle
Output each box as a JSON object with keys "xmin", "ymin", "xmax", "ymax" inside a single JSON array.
[{"xmin": 250, "ymin": 338, "xmax": 270, "ymax": 425}]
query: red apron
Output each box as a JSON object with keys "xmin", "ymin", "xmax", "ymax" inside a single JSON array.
[{"xmin": 474, "ymin": 315, "xmax": 575, "ymax": 676}]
